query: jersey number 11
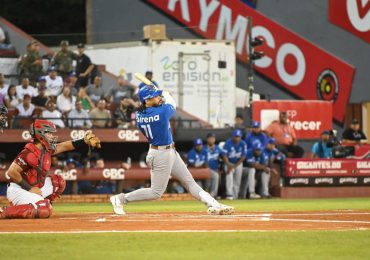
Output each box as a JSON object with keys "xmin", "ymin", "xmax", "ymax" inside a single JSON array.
[{"xmin": 140, "ymin": 124, "xmax": 153, "ymax": 139}]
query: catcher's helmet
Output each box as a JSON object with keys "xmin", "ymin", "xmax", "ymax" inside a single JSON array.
[
  {"xmin": 0, "ymin": 105, "xmax": 8, "ymax": 130},
  {"xmin": 138, "ymin": 85, "xmax": 162, "ymax": 104},
  {"xmin": 29, "ymin": 119, "xmax": 57, "ymax": 152}
]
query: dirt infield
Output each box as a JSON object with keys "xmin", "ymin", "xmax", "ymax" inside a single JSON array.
[{"xmin": 1, "ymin": 210, "xmax": 370, "ymax": 233}]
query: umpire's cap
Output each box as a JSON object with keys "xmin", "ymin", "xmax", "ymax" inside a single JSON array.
[{"xmin": 138, "ymin": 85, "xmax": 162, "ymax": 103}]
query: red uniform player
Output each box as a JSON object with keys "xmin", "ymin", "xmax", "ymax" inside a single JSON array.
[{"xmin": 0, "ymin": 119, "xmax": 101, "ymax": 219}]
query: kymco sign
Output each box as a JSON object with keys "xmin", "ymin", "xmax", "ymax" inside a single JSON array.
[{"xmin": 147, "ymin": 0, "xmax": 355, "ymax": 122}]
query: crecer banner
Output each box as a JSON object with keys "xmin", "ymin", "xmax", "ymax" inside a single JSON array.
[
  {"xmin": 329, "ymin": 0, "xmax": 370, "ymax": 44},
  {"xmin": 146, "ymin": 0, "xmax": 355, "ymax": 122},
  {"xmin": 253, "ymin": 100, "xmax": 333, "ymax": 139}
]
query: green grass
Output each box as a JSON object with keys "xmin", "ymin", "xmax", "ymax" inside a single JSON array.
[
  {"xmin": 2, "ymin": 198, "xmax": 370, "ymax": 259},
  {"xmin": 54, "ymin": 197, "xmax": 370, "ymax": 213},
  {"xmin": 1, "ymin": 231, "xmax": 370, "ymax": 259}
]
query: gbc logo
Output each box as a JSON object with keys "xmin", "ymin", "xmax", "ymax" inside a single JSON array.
[
  {"xmin": 54, "ymin": 169, "xmax": 77, "ymax": 181},
  {"xmin": 70, "ymin": 130, "xmax": 88, "ymax": 139},
  {"xmin": 22, "ymin": 130, "xmax": 32, "ymax": 140},
  {"xmin": 102, "ymin": 168, "xmax": 125, "ymax": 180},
  {"xmin": 118, "ymin": 130, "xmax": 140, "ymax": 141}
]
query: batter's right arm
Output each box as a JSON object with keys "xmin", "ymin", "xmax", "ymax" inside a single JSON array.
[{"xmin": 6, "ymin": 163, "xmax": 42, "ymax": 195}]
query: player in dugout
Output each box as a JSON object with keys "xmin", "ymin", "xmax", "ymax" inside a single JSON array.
[{"xmin": 0, "ymin": 119, "xmax": 101, "ymax": 219}]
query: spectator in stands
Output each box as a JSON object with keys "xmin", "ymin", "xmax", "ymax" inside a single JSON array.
[
  {"xmin": 86, "ymin": 76, "xmax": 105, "ymax": 104},
  {"xmin": 107, "ymin": 76, "xmax": 137, "ymax": 105},
  {"xmin": 45, "ymin": 66, "xmax": 64, "ymax": 98},
  {"xmin": 311, "ymin": 131, "xmax": 333, "ymax": 158},
  {"xmin": 76, "ymin": 87, "xmax": 95, "ymax": 111},
  {"xmin": 16, "ymin": 77, "xmax": 37, "ymax": 99},
  {"xmin": 65, "ymin": 71, "xmax": 79, "ymax": 95},
  {"xmin": 75, "ymin": 43, "xmax": 94, "ymax": 88},
  {"xmin": 31, "ymin": 83, "xmax": 49, "ymax": 109},
  {"xmin": 68, "ymin": 100, "xmax": 92, "ymax": 128},
  {"xmin": 245, "ymin": 121, "xmax": 267, "ymax": 148},
  {"xmin": 89, "ymin": 99, "xmax": 111, "ymax": 128},
  {"xmin": 0, "ymin": 73, "xmax": 9, "ymax": 97},
  {"xmin": 16, "ymin": 94, "xmax": 35, "ymax": 117},
  {"xmin": 222, "ymin": 129, "xmax": 247, "ymax": 200},
  {"xmin": 234, "ymin": 114, "xmax": 245, "ymax": 130},
  {"xmin": 41, "ymin": 100, "xmax": 65, "ymax": 128},
  {"xmin": 138, "ymin": 71, "xmax": 158, "ymax": 89},
  {"xmin": 0, "ymin": 27, "xmax": 6, "ymax": 44},
  {"xmin": 342, "ymin": 119, "xmax": 368, "ymax": 144},
  {"xmin": 246, "ymin": 143, "xmax": 271, "ymax": 199},
  {"xmin": 4, "ymin": 85, "xmax": 20, "ymax": 109},
  {"xmin": 205, "ymin": 133, "xmax": 222, "ymax": 198},
  {"xmin": 19, "ymin": 40, "xmax": 43, "ymax": 85},
  {"xmin": 114, "ymin": 97, "xmax": 137, "ymax": 129},
  {"xmin": 265, "ymin": 111, "xmax": 304, "ymax": 158},
  {"xmin": 51, "ymin": 40, "xmax": 78, "ymax": 78},
  {"xmin": 56, "ymin": 86, "xmax": 76, "ymax": 114}
]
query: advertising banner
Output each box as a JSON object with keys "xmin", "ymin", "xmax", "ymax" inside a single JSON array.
[
  {"xmin": 147, "ymin": 0, "xmax": 355, "ymax": 122},
  {"xmin": 253, "ymin": 100, "xmax": 333, "ymax": 139},
  {"xmin": 329, "ymin": 0, "xmax": 370, "ymax": 44}
]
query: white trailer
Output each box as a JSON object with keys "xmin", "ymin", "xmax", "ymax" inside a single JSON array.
[{"xmin": 85, "ymin": 40, "xmax": 236, "ymax": 127}]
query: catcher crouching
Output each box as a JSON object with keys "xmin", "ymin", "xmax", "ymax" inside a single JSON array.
[{"xmin": 0, "ymin": 119, "xmax": 101, "ymax": 219}]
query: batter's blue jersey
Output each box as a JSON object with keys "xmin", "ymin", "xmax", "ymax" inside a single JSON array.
[
  {"xmin": 222, "ymin": 139, "xmax": 247, "ymax": 164},
  {"xmin": 245, "ymin": 132, "xmax": 268, "ymax": 149},
  {"xmin": 246, "ymin": 150, "xmax": 268, "ymax": 166},
  {"xmin": 205, "ymin": 145, "xmax": 222, "ymax": 170},
  {"xmin": 187, "ymin": 148, "xmax": 208, "ymax": 167},
  {"xmin": 136, "ymin": 103, "xmax": 175, "ymax": 146}
]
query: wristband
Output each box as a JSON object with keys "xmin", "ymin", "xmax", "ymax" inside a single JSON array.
[
  {"xmin": 19, "ymin": 179, "xmax": 32, "ymax": 191},
  {"xmin": 72, "ymin": 138, "xmax": 87, "ymax": 149}
]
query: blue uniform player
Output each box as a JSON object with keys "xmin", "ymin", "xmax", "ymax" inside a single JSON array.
[
  {"xmin": 110, "ymin": 84, "xmax": 234, "ymax": 215},
  {"xmin": 264, "ymin": 138, "xmax": 285, "ymax": 187},
  {"xmin": 246, "ymin": 143, "xmax": 271, "ymax": 198},
  {"xmin": 187, "ymin": 138, "xmax": 208, "ymax": 168},
  {"xmin": 222, "ymin": 129, "xmax": 247, "ymax": 199},
  {"xmin": 204, "ymin": 133, "xmax": 222, "ymax": 197},
  {"xmin": 245, "ymin": 121, "xmax": 268, "ymax": 148}
]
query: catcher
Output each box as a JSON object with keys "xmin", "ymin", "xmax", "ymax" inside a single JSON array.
[{"xmin": 0, "ymin": 119, "xmax": 101, "ymax": 219}]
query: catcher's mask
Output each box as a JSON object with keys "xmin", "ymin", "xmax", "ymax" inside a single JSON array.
[
  {"xmin": 29, "ymin": 119, "xmax": 58, "ymax": 152},
  {"xmin": 0, "ymin": 105, "xmax": 8, "ymax": 130}
]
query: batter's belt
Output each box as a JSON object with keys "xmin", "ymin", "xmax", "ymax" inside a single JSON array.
[{"xmin": 150, "ymin": 143, "xmax": 175, "ymax": 150}]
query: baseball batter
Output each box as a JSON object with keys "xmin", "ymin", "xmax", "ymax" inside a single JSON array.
[
  {"xmin": 0, "ymin": 119, "xmax": 101, "ymax": 219},
  {"xmin": 110, "ymin": 84, "xmax": 234, "ymax": 215}
]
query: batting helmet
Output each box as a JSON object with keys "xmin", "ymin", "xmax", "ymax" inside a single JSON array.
[
  {"xmin": 0, "ymin": 105, "xmax": 8, "ymax": 130},
  {"xmin": 29, "ymin": 119, "xmax": 57, "ymax": 152},
  {"xmin": 138, "ymin": 85, "xmax": 163, "ymax": 103}
]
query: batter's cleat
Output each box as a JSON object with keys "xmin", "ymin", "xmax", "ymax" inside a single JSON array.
[
  {"xmin": 207, "ymin": 204, "xmax": 235, "ymax": 215},
  {"xmin": 110, "ymin": 195, "xmax": 125, "ymax": 215}
]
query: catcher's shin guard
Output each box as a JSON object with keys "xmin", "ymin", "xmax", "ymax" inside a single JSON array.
[
  {"xmin": 0, "ymin": 199, "xmax": 53, "ymax": 219},
  {"xmin": 46, "ymin": 174, "xmax": 66, "ymax": 202}
]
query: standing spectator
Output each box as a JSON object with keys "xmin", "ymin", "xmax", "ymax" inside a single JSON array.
[
  {"xmin": 51, "ymin": 40, "xmax": 78, "ymax": 78},
  {"xmin": 204, "ymin": 133, "xmax": 222, "ymax": 198},
  {"xmin": 19, "ymin": 40, "xmax": 43, "ymax": 85},
  {"xmin": 4, "ymin": 85, "xmax": 20, "ymax": 109},
  {"xmin": 45, "ymin": 66, "xmax": 64, "ymax": 97},
  {"xmin": 234, "ymin": 114, "xmax": 245, "ymax": 130},
  {"xmin": 75, "ymin": 43, "xmax": 94, "ymax": 88},
  {"xmin": 16, "ymin": 78, "xmax": 37, "ymax": 99},
  {"xmin": 265, "ymin": 111, "xmax": 304, "ymax": 158},
  {"xmin": 68, "ymin": 101, "xmax": 92, "ymax": 128},
  {"xmin": 245, "ymin": 121, "xmax": 267, "ymax": 148},
  {"xmin": 107, "ymin": 76, "xmax": 137, "ymax": 104},
  {"xmin": 0, "ymin": 73, "xmax": 9, "ymax": 97},
  {"xmin": 311, "ymin": 131, "xmax": 333, "ymax": 158},
  {"xmin": 31, "ymin": 84, "xmax": 49, "ymax": 109},
  {"xmin": 16, "ymin": 94, "xmax": 35, "ymax": 117},
  {"xmin": 56, "ymin": 86, "xmax": 76, "ymax": 114},
  {"xmin": 76, "ymin": 87, "xmax": 95, "ymax": 111},
  {"xmin": 342, "ymin": 119, "xmax": 368, "ymax": 144},
  {"xmin": 114, "ymin": 97, "xmax": 136, "ymax": 129},
  {"xmin": 86, "ymin": 76, "xmax": 105, "ymax": 104},
  {"xmin": 222, "ymin": 129, "xmax": 247, "ymax": 200},
  {"xmin": 89, "ymin": 99, "xmax": 111, "ymax": 128},
  {"xmin": 41, "ymin": 100, "xmax": 65, "ymax": 128},
  {"xmin": 138, "ymin": 71, "xmax": 158, "ymax": 89},
  {"xmin": 246, "ymin": 143, "xmax": 271, "ymax": 199}
]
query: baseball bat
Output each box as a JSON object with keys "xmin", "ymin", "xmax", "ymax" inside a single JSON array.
[{"xmin": 134, "ymin": 73, "xmax": 153, "ymax": 85}]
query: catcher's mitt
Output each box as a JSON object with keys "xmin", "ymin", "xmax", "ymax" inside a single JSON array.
[{"xmin": 84, "ymin": 131, "xmax": 101, "ymax": 148}]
